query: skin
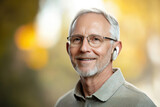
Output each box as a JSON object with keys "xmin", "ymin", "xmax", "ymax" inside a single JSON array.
[{"xmin": 67, "ymin": 13, "xmax": 122, "ymax": 97}]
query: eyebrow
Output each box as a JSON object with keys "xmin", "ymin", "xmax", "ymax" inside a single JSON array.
[
  {"xmin": 70, "ymin": 34, "xmax": 83, "ymax": 37},
  {"xmin": 89, "ymin": 34, "xmax": 102, "ymax": 37},
  {"xmin": 71, "ymin": 34, "xmax": 102, "ymax": 37}
]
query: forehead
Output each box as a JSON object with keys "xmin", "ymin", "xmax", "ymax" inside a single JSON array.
[
  {"xmin": 71, "ymin": 13, "xmax": 111, "ymax": 35},
  {"xmin": 77, "ymin": 13, "xmax": 108, "ymax": 22}
]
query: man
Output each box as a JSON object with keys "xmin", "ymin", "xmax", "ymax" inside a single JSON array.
[{"xmin": 55, "ymin": 8, "xmax": 156, "ymax": 107}]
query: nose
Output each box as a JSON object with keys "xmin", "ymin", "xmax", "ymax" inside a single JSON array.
[{"xmin": 80, "ymin": 37, "xmax": 91, "ymax": 52}]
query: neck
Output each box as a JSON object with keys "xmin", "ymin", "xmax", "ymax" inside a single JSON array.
[{"xmin": 80, "ymin": 63, "xmax": 113, "ymax": 97}]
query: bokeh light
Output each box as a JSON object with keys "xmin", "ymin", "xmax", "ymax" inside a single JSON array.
[
  {"xmin": 35, "ymin": 0, "xmax": 62, "ymax": 48},
  {"xmin": 15, "ymin": 24, "xmax": 37, "ymax": 51},
  {"xmin": 24, "ymin": 47, "xmax": 48, "ymax": 70},
  {"xmin": 15, "ymin": 23, "xmax": 48, "ymax": 70}
]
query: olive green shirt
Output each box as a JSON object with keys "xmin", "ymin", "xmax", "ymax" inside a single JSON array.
[{"xmin": 55, "ymin": 68, "xmax": 156, "ymax": 107}]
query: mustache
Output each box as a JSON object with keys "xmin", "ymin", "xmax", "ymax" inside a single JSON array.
[{"xmin": 75, "ymin": 54, "xmax": 98, "ymax": 59}]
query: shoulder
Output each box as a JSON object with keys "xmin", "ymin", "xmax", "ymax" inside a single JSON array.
[
  {"xmin": 118, "ymin": 81, "xmax": 156, "ymax": 107},
  {"xmin": 122, "ymin": 81, "xmax": 148, "ymax": 98},
  {"xmin": 55, "ymin": 89, "xmax": 75, "ymax": 107}
]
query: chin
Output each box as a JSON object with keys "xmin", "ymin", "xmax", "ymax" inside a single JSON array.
[{"xmin": 75, "ymin": 66, "xmax": 99, "ymax": 77}]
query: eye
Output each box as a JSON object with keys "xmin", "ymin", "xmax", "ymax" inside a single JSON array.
[
  {"xmin": 90, "ymin": 36, "xmax": 102, "ymax": 44},
  {"xmin": 93, "ymin": 37, "xmax": 100, "ymax": 41},
  {"xmin": 71, "ymin": 36, "xmax": 81, "ymax": 44}
]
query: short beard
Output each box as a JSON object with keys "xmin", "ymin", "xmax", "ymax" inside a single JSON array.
[
  {"xmin": 75, "ymin": 64, "xmax": 98, "ymax": 77},
  {"xmin": 74, "ymin": 57, "xmax": 111, "ymax": 77}
]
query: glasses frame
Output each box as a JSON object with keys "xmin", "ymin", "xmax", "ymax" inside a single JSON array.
[{"xmin": 67, "ymin": 35, "xmax": 117, "ymax": 48}]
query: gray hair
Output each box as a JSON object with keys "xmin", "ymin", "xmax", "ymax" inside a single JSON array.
[{"xmin": 69, "ymin": 8, "xmax": 120, "ymax": 41}]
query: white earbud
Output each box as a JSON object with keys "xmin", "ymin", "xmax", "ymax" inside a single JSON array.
[{"xmin": 112, "ymin": 47, "xmax": 119, "ymax": 61}]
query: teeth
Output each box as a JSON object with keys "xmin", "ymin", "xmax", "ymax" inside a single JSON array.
[
  {"xmin": 82, "ymin": 59, "xmax": 91, "ymax": 61},
  {"xmin": 78, "ymin": 59, "xmax": 94, "ymax": 61}
]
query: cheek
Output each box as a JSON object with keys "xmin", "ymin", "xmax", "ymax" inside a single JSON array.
[
  {"xmin": 69, "ymin": 47, "xmax": 79, "ymax": 58},
  {"xmin": 93, "ymin": 46, "xmax": 112, "ymax": 59}
]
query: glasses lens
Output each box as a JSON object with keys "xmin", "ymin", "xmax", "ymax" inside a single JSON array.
[
  {"xmin": 68, "ymin": 35, "xmax": 105, "ymax": 48},
  {"xmin": 69, "ymin": 36, "xmax": 82, "ymax": 46},
  {"xmin": 88, "ymin": 35, "xmax": 103, "ymax": 47}
]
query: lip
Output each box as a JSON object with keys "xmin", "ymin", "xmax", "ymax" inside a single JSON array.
[{"xmin": 76, "ymin": 58, "xmax": 96, "ymax": 61}]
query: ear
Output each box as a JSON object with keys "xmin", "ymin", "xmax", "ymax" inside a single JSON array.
[
  {"xmin": 114, "ymin": 41, "xmax": 122, "ymax": 55},
  {"xmin": 111, "ymin": 41, "xmax": 122, "ymax": 61},
  {"xmin": 66, "ymin": 42, "xmax": 70, "ymax": 55}
]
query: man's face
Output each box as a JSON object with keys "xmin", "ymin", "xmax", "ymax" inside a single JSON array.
[{"xmin": 67, "ymin": 13, "xmax": 113, "ymax": 77}]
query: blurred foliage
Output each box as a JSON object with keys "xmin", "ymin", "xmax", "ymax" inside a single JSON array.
[
  {"xmin": 0, "ymin": 0, "xmax": 49, "ymax": 106},
  {"xmin": 111, "ymin": 0, "xmax": 160, "ymax": 81},
  {"xmin": 0, "ymin": 0, "xmax": 38, "ymax": 57}
]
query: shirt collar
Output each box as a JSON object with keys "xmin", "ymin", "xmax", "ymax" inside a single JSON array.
[
  {"xmin": 93, "ymin": 68, "xmax": 125, "ymax": 101},
  {"xmin": 74, "ymin": 80, "xmax": 85, "ymax": 100},
  {"xmin": 74, "ymin": 68, "xmax": 125, "ymax": 101}
]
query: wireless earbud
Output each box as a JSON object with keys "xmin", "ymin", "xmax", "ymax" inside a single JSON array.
[{"xmin": 112, "ymin": 47, "xmax": 119, "ymax": 61}]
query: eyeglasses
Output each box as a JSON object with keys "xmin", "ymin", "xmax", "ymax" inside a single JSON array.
[{"xmin": 67, "ymin": 34, "xmax": 117, "ymax": 48}]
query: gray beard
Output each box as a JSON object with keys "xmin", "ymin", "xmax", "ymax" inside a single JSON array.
[
  {"xmin": 74, "ymin": 57, "xmax": 110, "ymax": 77},
  {"xmin": 75, "ymin": 64, "xmax": 98, "ymax": 77}
]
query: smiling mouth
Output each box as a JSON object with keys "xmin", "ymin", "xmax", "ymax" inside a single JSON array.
[{"xmin": 76, "ymin": 58, "xmax": 96, "ymax": 61}]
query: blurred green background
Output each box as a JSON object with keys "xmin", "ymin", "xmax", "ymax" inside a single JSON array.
[{"xmin": 0, "ymin": 0, "xmax": 160, "ymax": 106}]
